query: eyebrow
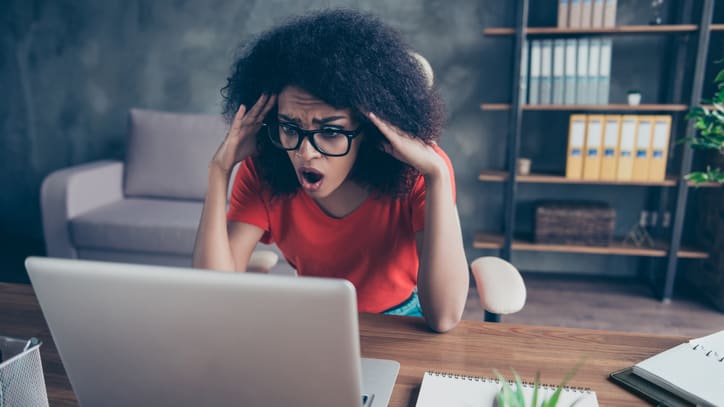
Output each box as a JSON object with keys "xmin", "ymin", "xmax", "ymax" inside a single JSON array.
[{"xmin": 278, "ymin": 114, "xmax": 348, "ymax": 125}]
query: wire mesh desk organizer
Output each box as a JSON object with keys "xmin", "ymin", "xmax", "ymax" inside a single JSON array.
[{"xmin": 0, "ymin": 336, "xmax": 48, "ymax": 407}]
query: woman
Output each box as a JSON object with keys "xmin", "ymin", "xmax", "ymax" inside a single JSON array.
[{"xmin": 192, "ymin": 9, "xmax": 468, "ymax": 332}]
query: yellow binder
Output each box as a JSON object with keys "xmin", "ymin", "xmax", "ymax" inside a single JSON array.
[
  {"xmin": 583, "ymin": 115, "xmax": 604, "ymax": 180},
  {"xmin": 600, "ymin": 115, "xmax": 621, "ymax": 181},
  {"xmin": 566, "ymin": 114, "xmax": 587, "ymax": 179},
  {"xmin": 648, "ymin": 115, "xmax": 672, "ymax": 182},
  {"xmin": 616, "ymin": 115, "xmax": 637, "ymax": 181},
  {"xmin": 632, "ymin": 116, "xmax": 654, "ymax": 182}
]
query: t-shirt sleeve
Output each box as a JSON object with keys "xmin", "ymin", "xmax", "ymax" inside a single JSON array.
[
  {"xmin": 411, "ymin": 145, "xmax": 457, "ymax": 233},
  {"xmin": 227, "ymin": 158, "xmax": 272, "ymax": 242}
]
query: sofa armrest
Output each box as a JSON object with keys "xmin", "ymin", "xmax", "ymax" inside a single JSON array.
[{"xmin": 41, "ymin": 160, "xmax": 124, "ymax": 258}]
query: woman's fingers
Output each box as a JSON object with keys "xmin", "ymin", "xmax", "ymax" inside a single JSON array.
[
  {"xmin": 368, "ymin": 112, "xmax": 409, "ymax": 160},
  {"xmin": 366, "ymin": 111, "xmax": 441, "ymax": 175},
  {"xmin": 244, "ymin": 93, "xmax": 273, "ymax": 124},
  {"xmin": 368, "ymin": 112, "xmax": 408, "ymax": 148},
  {"xmin": 258, "ymin": 94, "xmax": 277, "ymax": 120},
  {"xmin": 368, "ymin": 112, "xmax": 394, "ymax": 140},
  {"xmin": 230, "ymin": 93, "xmax": 277, "ymax": 138},
  {"xmin": 230, "ymin": 104, "xmax": 247, "ymax": 134}
]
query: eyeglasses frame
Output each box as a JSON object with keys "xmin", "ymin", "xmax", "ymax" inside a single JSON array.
[{"xmin": 263, "ymin": 121, "xmax": 364, "ymax": 157}]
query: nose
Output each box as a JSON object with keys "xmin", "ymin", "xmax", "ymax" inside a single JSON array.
[{"xmin": 296, "ymin": 136, "xmax": 321, "ymax": 160}]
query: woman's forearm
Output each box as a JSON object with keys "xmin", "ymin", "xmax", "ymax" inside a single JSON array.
[
  {"xmin": 192, "ymin": 165, "xmax": 237, "ymax": 271},
  {"xmin": 417, "ymin": 163, "xmax": 469, "ymax": 333}
]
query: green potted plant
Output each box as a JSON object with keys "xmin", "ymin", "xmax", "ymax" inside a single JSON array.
[
  {"xmin": 683, "ymin": 64, "xmax": 724, "ymax": 185},
  {"xmin": 494, "ymin": 361, "xmax": 585, "ymax": 407}
]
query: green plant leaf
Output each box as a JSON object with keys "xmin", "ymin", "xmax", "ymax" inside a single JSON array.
[
  {"xmin": 544, "ymin": 358, "xmax": 586, "ymax": 407},
  {"xmin": 495, "ymin": 369, "xmax": 519, "ymax": 407},
  {"xmin": 716, "ymin": 69, "xmax": 724, "ymax": 84},
  {"xmin": 531, "ymin": 372, "xmax": 540, "ymax": 407},
  {"xmin": 513, "ymin": 371, "xmax": 526, "ymax": 407}
]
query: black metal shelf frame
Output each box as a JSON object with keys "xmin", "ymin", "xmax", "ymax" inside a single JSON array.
[{"xmin": 485, "ymin": 0, "xmax": 715, "ymax": 303}]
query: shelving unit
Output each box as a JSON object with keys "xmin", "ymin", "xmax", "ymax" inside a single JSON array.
[
  {"xmin": 480, "ymin": 103, "xmax": 689, "ymax": 111},
  {"xmin": 483, "ymin": 24, "xmax": 699, "ymax": 36},
  {"xmin": 472, "ymin": 233, "xmax": 709, "ymax": 259},
  {"xmin": 478, "ymin": 170, "xmax": 721, "ymax": 187},
  {"xmin": 480, "ymin": 0, "xmax": 716, "ymax": 303}
]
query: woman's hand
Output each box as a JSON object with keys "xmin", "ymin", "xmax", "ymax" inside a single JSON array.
[
  {"xmin": 366, "ymin": 112, "xmax": 445, "ymax": 177},
  {"xmin": 210, "ymin": 93, "xmax": 277, "ymax": 174}
]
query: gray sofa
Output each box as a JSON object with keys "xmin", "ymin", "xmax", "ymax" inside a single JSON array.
[{"xmin": 41, "ymin": 108, "xmax": 290, "ymax": 273}]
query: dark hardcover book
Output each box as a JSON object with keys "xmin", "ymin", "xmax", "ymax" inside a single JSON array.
[{"xmin": 608, "ymin": 367, "xmax": 695, "ymax": 407}]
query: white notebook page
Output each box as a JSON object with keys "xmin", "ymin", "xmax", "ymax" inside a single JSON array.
[
  {"xmin": 633, "ymin": 330, "xmax": 724, "ymax": 407},
  {"xmin": 415, "ymin": 372, "xmax": 599, "ymax": 407}
]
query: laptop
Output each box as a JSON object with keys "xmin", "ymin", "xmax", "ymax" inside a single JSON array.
[{"xmin": 25, "ymin": 257, "xmax": 400, "ymax": 406}]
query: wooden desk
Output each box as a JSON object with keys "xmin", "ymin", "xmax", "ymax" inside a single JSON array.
[{"xmin": 1, "ymin": 282, "xmax": 685, "ymax": 406}]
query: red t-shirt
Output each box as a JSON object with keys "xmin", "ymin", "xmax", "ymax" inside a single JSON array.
[{"xmin": 227, "ymin": 146, "xmax": 456, "ymax": 313}]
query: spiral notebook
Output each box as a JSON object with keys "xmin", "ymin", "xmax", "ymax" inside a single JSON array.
[
  {"xmin": 415, "ymin": 371, "xmax": 599, "ymax": 407},
  {"xmin": 631, "ymin": 329, "xmax": 724, "ymax": 407}
]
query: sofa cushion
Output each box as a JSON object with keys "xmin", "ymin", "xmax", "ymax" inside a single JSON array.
[
  {"xmin": 70, "ymin": 198, "xmax": 203, "ymax": 255},
  {"xmin": 124, "ymin": 108, "xmax": 228, "ymax": 200}
]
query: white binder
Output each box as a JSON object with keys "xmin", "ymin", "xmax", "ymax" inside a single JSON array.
[
  {"xmin": 540, "ymin": 40, "xmax": 553, "ymax": 105},
  {"xmin": 592, "ymin": 0, "xmax": 605, "ymax": 27},
  {"xmin": 569, "ymin": 0, "xmax": 582, "ymax": 28},
  {"xmin": 598, "ymin": 38, "xmax": 612, "ymax": 105},
  {"xmin": 603, "ymin": 0, "xmax": 617, "ymax": 27},
  {"xmin": 581, "ymin": 0, "xmax": 593, "ymax": 28},
  {"xmin": 558, "ymin": 0, "xmax": 570, "ymax": 28},
  {"xmin": 564, "ymin": 39, "xmax": 577, "ymax": 104},
  {"xmin": 576, "ymin": 38, "xmax": 589, "ymax": 105},
  {"xmin": 588, "ymin": 38, "xmax": 601, "ymax": 105},
  {"xmin": 552, "ymin": 39, "xmax": 565, "ymax": 105},
  {"xmin": 529, "ymin": 40, "xmax": 541, "ymax": 105},
  {"xmin": 519, "ymin": 39, "xmax": 529, "ymax": 105}
]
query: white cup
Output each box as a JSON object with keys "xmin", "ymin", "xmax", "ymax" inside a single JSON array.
[
  {"xmin": 627, "ymin": 92, "xmax": 642, "ymax": 106},
  {"xmin": 517, "ymin": 158, "xmax": 531, "ymax": 175}
]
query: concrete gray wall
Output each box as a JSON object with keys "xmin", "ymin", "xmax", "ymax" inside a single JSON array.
[{"xmin": 1, "ymin": 0, "xmax": 719, "ymax": 282}]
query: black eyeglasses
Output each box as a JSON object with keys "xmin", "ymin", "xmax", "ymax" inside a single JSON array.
[{"xmin": 263, "ymin": 122, "xmax": 364, "ymax": 157}]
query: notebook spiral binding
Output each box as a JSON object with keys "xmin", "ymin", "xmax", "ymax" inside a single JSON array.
[
  {"xmin": 691, "ymin": 343, "xmax": 724, "ymax": 362},
  {"xmin": 428, "ymin": 371, "xmax": 594, "ymax": 394}
]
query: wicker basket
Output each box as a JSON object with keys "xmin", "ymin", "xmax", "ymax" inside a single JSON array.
[{"xmin": 534, "ymin": 201, "xmax": 616, "ymax": 246}]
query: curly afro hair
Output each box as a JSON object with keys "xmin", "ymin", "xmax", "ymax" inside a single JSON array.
[{"xmin": 221, "ymin": 9, "xmax": 445, "ymax": 198}]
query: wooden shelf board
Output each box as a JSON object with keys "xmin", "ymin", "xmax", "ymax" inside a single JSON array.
[
  {"xmin": 478, "ymin": 171, "xmax": 678, "ymax": 186},
  {"xmin": 483, "ymin": 25, "xmax": 698, "ymax": 36},
  {"xmin": 687, "ymin": 180, "xmax": 722, "ymax": 188},
  {"xmin": 483, "ymin": 27, "xmax": 516, "ymax": 35},
  {"xmin": 711, "ymin": 24, "xmax": 724, "ymax": 31},
  {"xmin": 477, "ymin": 170, "xmax": 508, "ymax": 182},
  {"xmin": 480, "ymin": 103, "xmax": 513, "ymax": 111},
  {"xmin": 473, "ymin": 233, "xmax": 708, "ymax": 259},
  {"xmin": 478, "ymin": 171, "xmax": 721, "ymax": 188},
  {"xmin": 480, "ymin": 103, "xmax": 689, "ymax": 112}
]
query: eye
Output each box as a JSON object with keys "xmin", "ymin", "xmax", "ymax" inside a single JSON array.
[
  {"xmin": 319, "ymin": 128, "xmax": 343, "ymax": 139},
  {"xmin": 279, "ymin": 123, "xmax": 298, "ymax": 135}
]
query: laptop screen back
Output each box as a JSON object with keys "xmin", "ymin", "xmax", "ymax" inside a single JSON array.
[{"xmin": 26, "ymin": 257, "xmax": 365, "ymax": 406}]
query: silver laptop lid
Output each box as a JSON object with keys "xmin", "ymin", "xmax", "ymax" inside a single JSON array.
[{"xmin": 26, "ymin": 257, "xmax": 365, "ymax": 407}]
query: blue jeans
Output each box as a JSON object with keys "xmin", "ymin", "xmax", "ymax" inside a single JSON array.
[{"xmin": 382, "ymin": 291, "xmax": 423, "ymax": 317}]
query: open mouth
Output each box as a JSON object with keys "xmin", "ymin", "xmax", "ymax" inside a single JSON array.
[
  {"xmin": 298, "ymin": 167, "xmax": 324, "ymax": 192},
  {"xmin": 302, "ymin": 171, "xmax": 322, "ymax": 183}
]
